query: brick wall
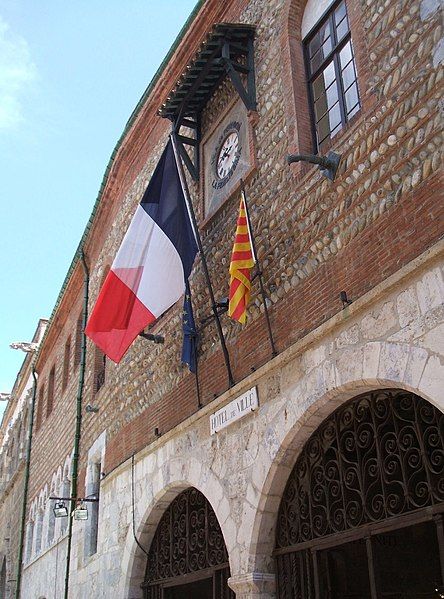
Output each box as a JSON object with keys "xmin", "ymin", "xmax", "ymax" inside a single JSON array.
[{"xmin": 28, "ymin": 0, "xmax": 443, "ymax": 500}]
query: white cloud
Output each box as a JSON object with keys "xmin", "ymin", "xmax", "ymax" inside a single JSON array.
[{"xmin": 0, "ymin": 16, "xmax": 37, "ymax": 129}]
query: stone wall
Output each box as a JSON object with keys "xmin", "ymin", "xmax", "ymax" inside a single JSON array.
[
  {"xmin": 0, "ymin": 462, "xmax": 25, "ymax": 598},
  {"xmin": 22, "ymin": 240, "xmax": 441, "ymax": 599}
]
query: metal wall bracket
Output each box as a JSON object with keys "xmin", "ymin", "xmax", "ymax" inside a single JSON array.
[
  {"xmin": 287, "ymin": 151, "xmax": 342, "ymax": 181},
  {"xmin": 139, "ymin": 332, "xmax": 165, "ymax": 344}
]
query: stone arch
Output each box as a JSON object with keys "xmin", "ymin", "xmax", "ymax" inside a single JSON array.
[
  {"xmin": 301, "ymin": 0, "xmax": 335, "ymax": 38},
  {"xmin": 273, "ymin": 388, "xmax": 443, "ymax": 596},
  {"xmin": 0, "ymin": 556, "xmax": 6, "ymax": 599},
  {"xmin": 245, "ymin": 343, "xmax": 444, "ymax": 576},
  {"xmin": 118, "ymin": 452, "xmax": 230, "ymax": 599}
]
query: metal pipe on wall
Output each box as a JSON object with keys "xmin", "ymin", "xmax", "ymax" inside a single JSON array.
[{"xmin": 63, "ymin": 249, "xmax": 89, "ymax": 599}]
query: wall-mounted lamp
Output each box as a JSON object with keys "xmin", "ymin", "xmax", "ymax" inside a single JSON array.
[
  {"xmin": 49, "ymin": 494, "xmax": 99, "ymax": 521},
  {"xmin": 287, "ymin": 151, "xmax": 342, "ymax": 181},
  {"xmin": 73, "ymin": 501, "xmax": 88, "ymax": 521},
  {"xmin": 53, "ymin": 501, "xmax": 68, "ymax": 518}
]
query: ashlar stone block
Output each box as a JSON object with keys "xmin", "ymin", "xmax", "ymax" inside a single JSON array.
[
  {"xmin": 397, "ymin": 286, "xmax": 421, "ymax": 328},
  {"xmin": 419, "ymin": 354, "xmax": 444, "ymax": 409},
  {"xmin": 419, "ymin": 322, "xmax": 444, "ymax": 356},
  {"xmin": 378, "ymin": 342, "xmax": 410, "ymax": 382},
  {"xmin": 361, "ymin": 301, "xmax": 398, "ymax": 339},
  {"xmin": 416, "ymin": 268, "xmax": 444, "ymax": 316}
]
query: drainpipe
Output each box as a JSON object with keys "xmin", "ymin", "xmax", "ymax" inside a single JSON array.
[
  {"xmin": 64, "ymin": 250, "xmax": 89, "ymax": 599},
  {"xmin": 14, "ymin": 367, "xmax": 38, "ymax": 599}
]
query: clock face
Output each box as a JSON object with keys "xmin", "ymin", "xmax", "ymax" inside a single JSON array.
[
  {"xmin": 211, "ymin": 122, "xmax": 242, "ymax": 190},
  {"xmin": 203, "ymin": 101, "xmax": 253, "ymax": 219},
  {"xmin": 216, "ymin": 131, "xmax": 240, "ymax": 181}
]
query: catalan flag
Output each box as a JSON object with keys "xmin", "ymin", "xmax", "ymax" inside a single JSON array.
[{"xmin": 228, "ymin": 192, "xmax": 256, "ymax": 324}]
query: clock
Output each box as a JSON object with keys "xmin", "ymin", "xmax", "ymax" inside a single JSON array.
[
  {"xmin": 211, "ymin": 122, "xmax": 242, "ymax": 190},
  {"xmin": 202, "ymin": 100, "xmax": 254, "ymax": 219}
]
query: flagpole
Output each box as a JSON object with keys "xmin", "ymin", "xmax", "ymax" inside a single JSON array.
[
  {"xmin": 182, "ymin": 282, "xmax": 202, "ymax": 410},
  {"xmin": 193, "ymin": 335, "xmax": 202, "ymax": 409},
  {"xmin": 171, "ymin": 132, "xmax": 235, "ymax": 388},
  {"xmin": 241, "ymin": 180, "xmax": 277, "ymax": 358}
]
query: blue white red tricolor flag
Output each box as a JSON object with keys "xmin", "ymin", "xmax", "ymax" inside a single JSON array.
[{"xmin": 85, "ymin": 139, "xmax": 198, "ymax": 363}]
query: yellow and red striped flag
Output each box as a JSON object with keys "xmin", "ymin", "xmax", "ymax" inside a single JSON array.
[{"xmin": 228, "ymin": 193, "xmax": 256, "ymax": 324}]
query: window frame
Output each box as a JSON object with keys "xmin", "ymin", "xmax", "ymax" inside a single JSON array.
[
  {"xmin": 35, "ymin": 383, "xmax": 45, "ymax": 432},
  {"xmin": 74, "ymin": 313, "xmax": 83, "ymax": 369},
  {"xmin": 62, "ymin": 335, "xmax": 71, "ymax": 391},
  {"xmin": 94, "ymin": 348, "xmax": 106, "ymax": 394},
  {"xmin": 303, "ymin": 0, "xmax": 360, "ymax": 152}
]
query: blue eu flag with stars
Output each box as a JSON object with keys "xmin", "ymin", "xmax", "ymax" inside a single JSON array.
[{"xmin": 182, "ymin": 281, "xmax": 197, "ymax": 373}]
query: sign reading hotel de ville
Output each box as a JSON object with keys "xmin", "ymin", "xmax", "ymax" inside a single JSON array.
[{"xmin": 210, "ymin": 386, "xmax": 259, "ymax": 435}]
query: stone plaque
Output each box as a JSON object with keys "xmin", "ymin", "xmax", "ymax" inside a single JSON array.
[{"xmin": 210, "ymin": 386, "xmax": 258, "ymax": 435}]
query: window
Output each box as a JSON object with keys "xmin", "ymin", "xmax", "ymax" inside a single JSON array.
[
  {"xmin": 46, "ymin": 366, "xmax": 55, "ymax": 417},
  {"xmin": 85, "ymin": 461, "xmax": 101, "ymax": 557},
  {"xmin": 34, "ymin": 509, "xmax": 44, "ymax": 555},
  {"xmin": 35, "ymin": 384, "xmax": 45, "ymax": 431},
  {"xmin": 62, "ymin": 336, "xmax": 71, "ymax": 391},
  {"xmin": 304, "ymin": 0, "xmax": 360, "ymax": 152},
  {"xmin": 59, "ymin": 478, "xmax": 70, "ymax": 536},
  {"xmin": 74, "ymin": 313, "xmax": 83, "ymax": 368},
  {"xmin": 94, "ymin": 348, "xmax": 106, "ymax": 393},
  {"xmin": 47, "ymin": 501, "xmax": 55, "ymax": 546},
  {"xmin": 25, "ymin": 520, "xmax": 34, "ymax": 562}
]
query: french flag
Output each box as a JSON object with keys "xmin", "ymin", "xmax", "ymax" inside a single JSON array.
[{"xmin": 85, "ymin": 139, "xmax": 198, "ymax": 363}]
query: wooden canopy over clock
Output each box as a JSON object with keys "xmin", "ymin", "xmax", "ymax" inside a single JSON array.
[{"xmin": 158, "ymin": 23, "xmax": 257, "ymax": 181}]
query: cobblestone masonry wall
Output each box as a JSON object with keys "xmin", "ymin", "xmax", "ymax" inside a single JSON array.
[
  {"xmin": 81, "ymin": 0, "xmax": 442, "ymax": 474},
  {"xmin": 21, "ymin": 0, "xmax": 443, "ymax": 596}
]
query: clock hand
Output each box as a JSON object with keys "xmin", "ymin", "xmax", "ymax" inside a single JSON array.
[{"xmin": 218, "ymin": 150, "xmax": 230, "ymax": 166}]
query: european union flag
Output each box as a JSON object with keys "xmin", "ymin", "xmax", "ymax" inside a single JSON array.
[{"xmin": 181, "ymin": 281, "xmax": 197, "ymax": 373}]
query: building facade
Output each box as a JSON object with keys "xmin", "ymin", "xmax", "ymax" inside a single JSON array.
[
  {"xmin": 6, "ymin": 0, "xmax": 444, "ymax": 597},
  {"xmin": 0, "ymin": 320, "xmax": 47, "ymax": 599}
]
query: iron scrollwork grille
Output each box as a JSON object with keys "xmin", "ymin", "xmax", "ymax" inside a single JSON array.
[
  {"xmin": 275, "ymin": 389, "xmax": 444, "ymax": 598},
  {"xmin": 143, "ymin": 487, "xmax": 233, "ymax": 597},
  {"xmin": 276, "ymin": 389, "xmax": 444, "ymax": 548}
]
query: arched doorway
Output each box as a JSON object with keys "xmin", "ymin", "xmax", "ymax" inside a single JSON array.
[
  {"xmin": 0, "ymin": 558, "xmax": 6, "ymax": 599},
  {"xmin": 142, "ymin": 487, "xmax": 234, "ymax": 599},
  {"xmin": 275, "ymin": 388, "xmax": 444, "ymax": 598}
]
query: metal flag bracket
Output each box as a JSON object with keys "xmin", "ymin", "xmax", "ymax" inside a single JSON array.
[{"xmin": 138, "ymin": 332, "xmax": 164, "ymax": 344}]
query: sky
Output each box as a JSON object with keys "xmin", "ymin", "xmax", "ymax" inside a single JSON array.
[{"xmin": 0, "ymin": 0, "xmax": 197, "ymax": 417}]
